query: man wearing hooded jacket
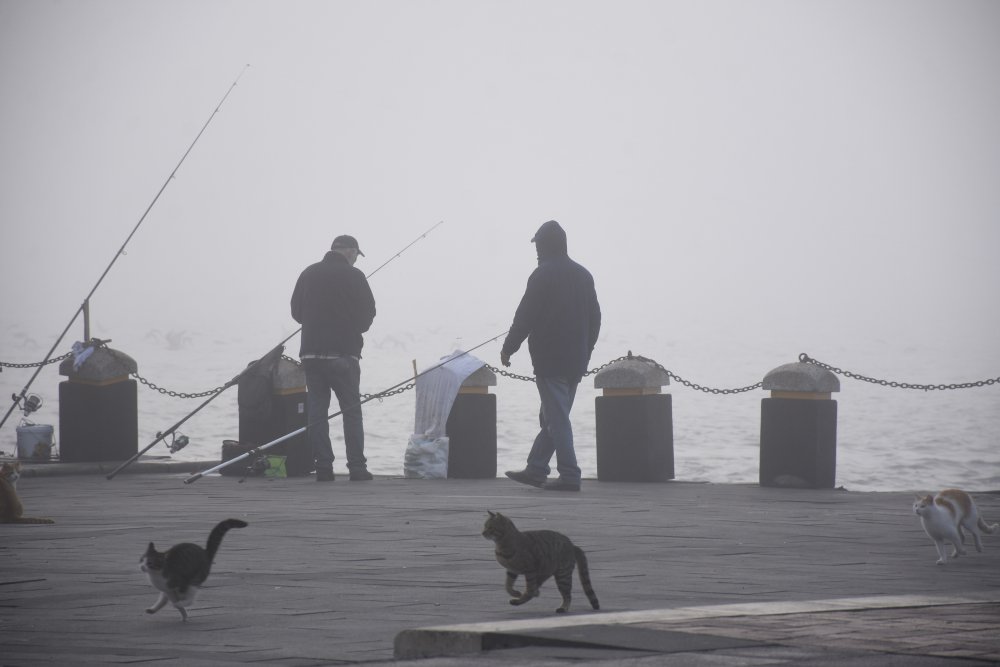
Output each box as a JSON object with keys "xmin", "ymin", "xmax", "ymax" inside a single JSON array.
[{"xmin": 501, "ymin": 220, "xmax": 601, "ymax": 491}]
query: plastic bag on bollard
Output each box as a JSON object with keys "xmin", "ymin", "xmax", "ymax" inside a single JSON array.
[{"xmin": 403, "ymin": 434, "xmax": 449, "ymax": 479}]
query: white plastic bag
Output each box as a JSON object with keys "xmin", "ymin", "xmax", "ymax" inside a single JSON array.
[{"xmin": 403, "ymin": 434, "xmax": 449, "ymax": 479}]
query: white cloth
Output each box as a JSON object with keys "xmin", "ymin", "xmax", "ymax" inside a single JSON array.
[
  {"xmin": 412, "ymin": 350, "xmax": 485, "ymax": 438},
  {"xmin": 403, "ymin": 350, "xmax": 485, "ymax": 479}
]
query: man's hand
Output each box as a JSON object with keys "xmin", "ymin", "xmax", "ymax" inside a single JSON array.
[{"xmin": 500, "ymin": 352, "xmax": 511, "ymax": 368}]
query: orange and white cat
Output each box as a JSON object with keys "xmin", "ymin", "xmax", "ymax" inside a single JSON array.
[
  {"xmin": 913, "ymin": 489, "xmax": 997, "ymax": 565},
  {"xmin": 0, "ymin": 461, "xmax": 55, "ymax": 524}
]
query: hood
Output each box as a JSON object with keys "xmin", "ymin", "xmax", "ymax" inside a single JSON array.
[{"xmin": 531, "ymin": 220, "xmax": 568, "ymax": 261}]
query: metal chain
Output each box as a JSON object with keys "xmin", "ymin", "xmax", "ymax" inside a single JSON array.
[
  {"xmin": 363, "ymin": 383, "xmax": 415, "ymax": 401},
  {"xmin": 630, "ymin": 354, "xmax": 763, "ymax": 395},
  {"xmin": 799, "ymin": 353, "xmax": 999, "ymax": 391},
  {"xmin": 0, "ymin": 352, "xmax": 73, "ymax": 368},
  {"xmin": 132, "ymin": 373, "xmax": 228, "ymax": 399},
  {"xmin": 486, "ymin": 364, "xmax": 536, "ymax": 383},
  {"xmin": 488, "ymin": 353, "xmax": 763, "ymax": 395},
  {"xmin": 23, "ymin": 347, "xmax": 992, "ymax": 402}
]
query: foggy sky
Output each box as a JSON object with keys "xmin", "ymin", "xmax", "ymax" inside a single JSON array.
[{"xmin": 2, "ymin": 0, "xmax": 999, "ymax": 381}]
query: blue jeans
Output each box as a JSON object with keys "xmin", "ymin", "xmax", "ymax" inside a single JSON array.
[
  {"xmin": 303, "ymin": 357, "xmax": 367, "ymax": 473},
  {"xmin": 524, "ymin": 376, "xmax": 581, "ymax": 483}
]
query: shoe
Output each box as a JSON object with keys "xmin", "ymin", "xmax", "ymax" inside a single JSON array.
[
  {"xmin": 316, "ymin": 469, "xmax": 335, "ymax": 482},
  {"xmin": 349, "ymin": 469, "xmax": 374, "ymax": 481},
  {"xmin": 505, "ymin": 470, "xmax": 545, "ymax": 488},
  {"xmin": 542, "ymin": 478, "xmax": 580, "ymax": 492}
]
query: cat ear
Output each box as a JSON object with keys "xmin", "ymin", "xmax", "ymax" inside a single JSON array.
[{"xmin": 487, "ymin": 510, "xmax": 496, "ymax": 517}]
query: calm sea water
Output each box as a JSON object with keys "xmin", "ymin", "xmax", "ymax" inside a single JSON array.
[{"xmin": 2, "ymin": 323, "xmax": 998, "ymax": 492}]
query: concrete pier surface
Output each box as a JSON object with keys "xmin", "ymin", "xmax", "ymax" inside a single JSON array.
[{"xmin": 2, "ymin": 459, "xmax": 999, "ymax": 666}]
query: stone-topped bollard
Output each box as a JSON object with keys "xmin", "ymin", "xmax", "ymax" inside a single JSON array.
[
  {"xmin": 759, "ymin": 361, "xmax": 840, "ymax": 488},
  {"xmin": 446, "ymin": 365, "xmax": 497, "ymax": 479},
  {"xmin": 594, "ymin": 357, "xmax": 674, "ymax": 482},
  {"xmin": 228, "ymin": 354, "xmax": 312, "ymax": 477},
  {"xmin": 58, "ymin": 345, "xmax": 138, "ymax": 462}
]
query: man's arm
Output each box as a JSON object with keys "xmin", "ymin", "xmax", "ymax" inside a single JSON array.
[{"xmin": 501, "ymin": 271, "xmax": 543, "ymax": 363}]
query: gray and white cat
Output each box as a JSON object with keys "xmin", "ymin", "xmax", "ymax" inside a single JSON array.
[
  {"xmin": 482, "ymin": 510, "xmax": 599, "ymax": 613},
  {"xmin": 913, "ymin": 489, "xmax": 997, "ymax": 565},
  {"xmin": 140, "ymin": 518, "xmax": 247, "ymax": 620}
]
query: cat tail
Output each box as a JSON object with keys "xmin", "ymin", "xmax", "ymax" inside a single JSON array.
[
  {"xmin": 573, "ymin": 546, "xmax": 600, "ymax": 610},
  {"xmin": 204, "ymin": 518, "xmax": 248, "ymax": 562},
  {"xmin": 978, "ymin": 517, "xmax": 999, "ymax": 534},
  {"xmin": 10, "ymin": 517, "xmax": 55, "ymax": 524}
]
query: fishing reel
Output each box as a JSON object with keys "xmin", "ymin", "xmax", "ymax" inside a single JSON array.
[
  {"xmin": 250, "ymin": 452, "xmax": 271, "ymax": 473},
  {"xmin": 20, "ymin": 393, "xmax": 43, "ymax": 417},
  {"xmin": 160, "ymin": 431, "xmax": 190, "ymax": 454},
  {"xmin": 13, "ymin": 392, "xmax": 43, "ymax": 426},
  {"xmin": 235, "ymin": 449, "xmax": 272, "ymax": 483}
]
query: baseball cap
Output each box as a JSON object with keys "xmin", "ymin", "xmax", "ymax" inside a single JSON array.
[{"xmin": 332, "ymin": 235, "xmax": 365, "ymax": 256}]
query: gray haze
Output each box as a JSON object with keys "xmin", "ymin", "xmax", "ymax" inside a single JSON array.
[{"xmin": 2, "ymin": 0, "xmax": 999, "ymax": 385}]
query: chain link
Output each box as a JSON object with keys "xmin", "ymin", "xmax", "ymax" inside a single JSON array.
[
  {"xmin": 0, "ymin": 352, "xmax": 73, "ymax": 369},
  {"xmin": 630, "ymin": 354, "xmax": 763, "ymax": 395},
  {"xmin": 132, "ymin": 373, "xmax": 228, "ymax": 399},
  {"xmin": 486, "ymin": 364, "xmax": 536, "ymax": 383},
  {"xmin": 799, "ymin": 353, "xmax": 999, "ymax": 391},
  {"xmin": 363, "ymin": 383, "xmax": 415, "ymax": 401},
  {"xmin": 488, "ymin": 354, "xmax": 763, "ymax": 395}
]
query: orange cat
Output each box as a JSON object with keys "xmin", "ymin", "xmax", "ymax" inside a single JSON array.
[
  {"xmin": 913, "ymin": 488, "xmax": 996, "ymax": 565},
  {"xmin": 0, "ymin": 461, "xmax": 55, "ymax": 524}
]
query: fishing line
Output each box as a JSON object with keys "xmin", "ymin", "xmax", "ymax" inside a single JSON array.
[
  {"xmin": 182, "ymin": 329, "xmax": 508, "ymax": 484},
  {"xmin": 107, "ymin": 220, "xmax": 444, "ymax": 480},
  {"xmin": 1, "ymin": 65, "xmax": 251, "ymax": 434},
  {"xmin": 365, "ymin": 220, "xmax": 443, "ymax": 280}
]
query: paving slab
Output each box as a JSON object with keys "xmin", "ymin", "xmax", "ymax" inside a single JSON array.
[{"xmin": 1, "ymin": 461, "xmax": 998, "ymax": 665}]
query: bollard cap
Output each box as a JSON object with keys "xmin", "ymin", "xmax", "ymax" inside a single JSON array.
[
  {"xmin": 762, "ymin": 362, "xmax": 839, "ymax": 393},
  {"xmin": 461, "ymin": 365, "xmax": 497, "ymax": 388},
  {"xmin": 59, "ymin": 346, "xmax": 137, "ymax": 382},
  {"xmin": 273, "ymin": 357, "xmax": 306, "ymax": 392},
  {"xmin": 594, "ymin": 358, "xmax": 670, "ymax": 390}
]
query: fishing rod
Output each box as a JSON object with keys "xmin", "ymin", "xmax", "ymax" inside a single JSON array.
[
  {"xmin": 106, "ymin": 220, "xmax": 443, "ymax": 479},
  {"xmin": 0, "ymin": 65, "xmax": 251, "ymax": 434},
  {"xmin": 182, "ymin": 329, "xmax": 508, "ymax": 484}
]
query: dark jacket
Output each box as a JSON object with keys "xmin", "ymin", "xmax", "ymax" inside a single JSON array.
[
  {"xmin": 501, "ymin": 220, "xmax": 601, "ymax": 380},
  {"xmin": 291, "ymin": 251, "xmax": 376, "ymax": 358}
]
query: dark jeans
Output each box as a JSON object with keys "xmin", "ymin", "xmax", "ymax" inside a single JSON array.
[
  {"xmin": 524, "ymin": 375, "xmax": 581, "ymax": 483},
  {"xmin": 303, "ymin": 357, "xmax": 366, "ymax": 473}
]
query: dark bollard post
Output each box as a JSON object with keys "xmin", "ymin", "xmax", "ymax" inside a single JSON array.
[
  {"xmin": 446, "ymin": 366, "xmax": 497, "ymax": 478},
  {"xmin": 759, "ymin": 362, "xmax": 840, "ymax": 488},
  {"xmin": 594, "ymin": 358, "xmax": 674, "ymax": 482},
  {"xmin": 229, "ymin": 356, "xmax": 312, "ymax": 476},
  {"xmin": 58, "ymin": 346, "xmax": 138, "ymax": 462}
]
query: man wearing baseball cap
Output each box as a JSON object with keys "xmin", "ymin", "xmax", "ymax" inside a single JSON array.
[{"xmin": 291, "ymin": 234, "xmax": 376, "ymax": 481}]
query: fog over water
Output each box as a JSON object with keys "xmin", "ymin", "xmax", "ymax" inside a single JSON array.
[{"xmin": 1, "ymin": 1, "xmax": 998, "ymax": 489}]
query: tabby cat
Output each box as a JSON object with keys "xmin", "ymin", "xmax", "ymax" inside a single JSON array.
[
  {"xmin": 0, "ymin": 461, "xmax": 54, "ymax": 524},
  {"xmin": 481, "ymin": 510, "xmax": 599, "ymax": 613},
  {"xmin": 140, "ymin": 518, "xmax": 248, "ymax": 620},
  {"xmin": 913, "ymin": 489, "xmax": 998, "ymax": 565}
]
